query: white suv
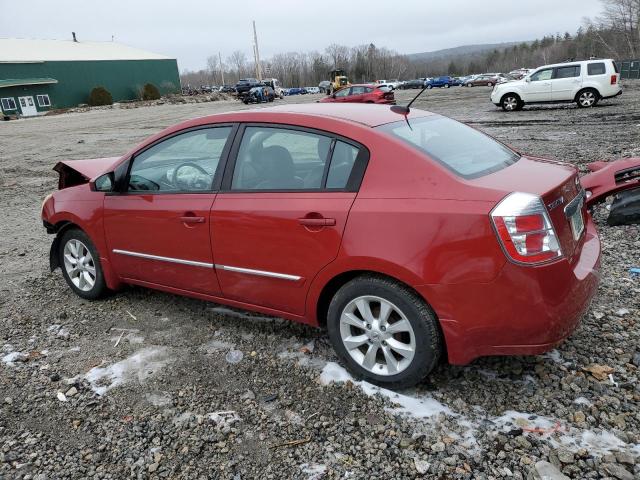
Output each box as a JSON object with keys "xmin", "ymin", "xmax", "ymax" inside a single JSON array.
[{"xmin": 490, "ymin": 59, "xmax": 622, "ymax": 111}]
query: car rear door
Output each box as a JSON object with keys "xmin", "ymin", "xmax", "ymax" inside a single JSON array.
[
  {"xmin": 211, "ymin": 125, "xmax": 368, "ymax": 316},
  {"xmin": 551, "ymin": 65, "xmax": 582, "ymax": 101},
  {"xmin": 103, "ymin": 125, "xmax": 235, "ymax": 295}
]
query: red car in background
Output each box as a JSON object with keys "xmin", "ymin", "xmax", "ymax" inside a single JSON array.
[
  {"xmin": 41, "ymin": 103, "xmax": 639, "ymax": 388},
  {"xmin": 319, "ymin": 84, "xmax": 395, "ymax": 104}
]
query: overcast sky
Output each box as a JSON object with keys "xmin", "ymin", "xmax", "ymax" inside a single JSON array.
[{"xmin": 1, "ymin": 0, "xmax": 604, "ymax": 71}]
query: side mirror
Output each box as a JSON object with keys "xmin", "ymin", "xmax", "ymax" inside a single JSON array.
[
  {"xmin": 93, "ymin": 172, "xmax": 115, "ymax": 192},
  {"xmin": 332, "ymin": 93, "xmax": 336, "ymax": 98},
  {"xmin": 525, "ymin": 77, "xmax": 531, "ymax": 83}
]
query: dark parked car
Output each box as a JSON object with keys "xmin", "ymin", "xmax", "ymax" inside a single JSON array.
[
  {"xmin": 399, "ymin": 79, "xmax": 426, "ymax": 89},
  {"xmin": 425, "ymin": 76, "xmax": 454, "ymax": 89},
  {"xmin": 234, "ymin": 78, "xmax": 263, "ymax": 96},
  {"xmin": 243, "ymin": 86, "xmax": 275, "ymax": 104},
  {"xmin": 219, "ymin": 85, "xmax": 236, "ymax": 93},
  {"xmin": 287, "ymin": 88, "xmax": 306, "ymax": 96},
  {"xmin": 464, "ymin": 75, "xmax": 499, "ymax": 87}
]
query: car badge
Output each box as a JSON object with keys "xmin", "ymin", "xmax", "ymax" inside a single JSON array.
[{"xmin": 547, "ymin": 196, "xmax": 564, "ymax": 210}]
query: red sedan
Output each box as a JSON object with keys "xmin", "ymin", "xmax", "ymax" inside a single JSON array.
[
  {"xmin": 319, "ymin": 84, "xmax": 395, "ymax": 104},
  {"xmin": 41, "ymin": 103, "xmax": 638, "ymax": 388}
]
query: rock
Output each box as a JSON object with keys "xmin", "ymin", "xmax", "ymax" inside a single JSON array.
[
  {"xmin": 515, "ymin": 436, "xmax": 532, "ymax": 450},
  {"xmin": 65, "ymin": 387, "xmax": 78, "ymax": 397},
  {"xmin": 148, "ymin": 462, "xmax": 159, "ymax": 473},
  {"xmin": 431, "ymin": 441, "xmax": 446, "ymax": 452},
  {"xmin": 556, "ymin": 449, "xmax": 574, "ymax": 464},
  {"xmin": 615, "ymin": 452, "xmax": 635, "ymax": 465},
  {"xmin": 632, "ymin": 352, "xmax": 640, "ymax": 367},
  {"xmin": 531, "ymin": 461, "xmax": 570, "ymax": 480},
  {"xmin": 414, "ymin": 458, "xmax": 430, "ymax": 474},
  {"xmin": 582, "ymin": 364, "xmax": 614, "ymax": 381},
  {"xmin": 56, "ymin": 392, "xmax": 67, "ymax": 402},
  {"xmin": 399, "ymin": 437, "xmax": 414, "ymax": 449},
  {"xmin": 574, "ymin": 411, "xmax": 586, "ymax": 423},
  {"xmin": 4, "ymin": 397, "xmax": 12, "ymax": 405},
  {"xmin": 615, "ymin": 308, "xmax": 630, "ymax": 316},
  {"xmin": 601, "ymin": 463, "xmax": 634, "ymax": 480}
]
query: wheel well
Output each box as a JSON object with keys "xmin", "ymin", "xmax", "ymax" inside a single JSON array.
[
  {"xmin": 315, "ymin": 270, "xmax": 448, "ymax": 360},
  {"xmin": 316, "ymin": 270, "xmax": 437, "ymax": 326},
  {"xmin": 49, "ymin": 221, "xmax": 82, "ymax": 271},
  {"xmin": 575, "ymin": 87, "xmax": 600, "ymax": 101},
  {"xmin": 501, "ymin": 92, "xmax": 521, "ymax": 103}
]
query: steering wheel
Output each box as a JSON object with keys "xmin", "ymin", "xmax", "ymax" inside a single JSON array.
[{"xmin": 172, "ymin": 162, "xmax": 211, "ymax": 190}]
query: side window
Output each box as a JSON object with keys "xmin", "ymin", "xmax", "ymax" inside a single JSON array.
[
  {"xmin": 327, "ymin": 141, "xmax": 359, "ymax": 189},
  {"xmin": 554, "ymin": 66, "xmax": 580, "ymax": 78},
  {"xmin": 530, "ymin": 69, "xmax": 553, "ymax": 81},
  {"xmin": 1, "ymin": 98, "xmax": 17, "ymax": 110},
  {"xmin": 231, "ymin": 127, "xmax": 332, "ymax": 190},
  {"xmin": 128, "ymin": 127, "xmax": 231, "ymax": 192},
  {"xmin": 351, "ymin": 86, "xmax": 366, "ymax": 95},
  {"xmin": 587, "ymin": 62, "xmax": 606, "ymax": 75},
  {"xmin": 334, "ymin": 88, "xmax": 351, "ymax": 98}
]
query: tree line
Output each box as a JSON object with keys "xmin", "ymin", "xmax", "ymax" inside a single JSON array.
[{"xmin": 180, "ymin": 0, "xmax": 639, "ymax": 88}]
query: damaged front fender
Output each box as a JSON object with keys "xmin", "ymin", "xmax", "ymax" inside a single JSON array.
[{"xmin": 581, "ymin": 157, "xmax": 640, "ymax": 207}]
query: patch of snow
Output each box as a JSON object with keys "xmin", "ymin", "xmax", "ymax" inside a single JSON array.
[
  {"xmin": 300, "ymin": 463, "xmax": 327, "ymax": 479},
  {"xmin": 2, "ymin": 351, "xmax": 26, "ymax": 366},
  {"xmin": 145, "ymin": 392, "xmax": 172, "ymax": 407},
  {"xmin": 320, "ymin": 362, "xmax": 452, "ymax": 419},
  {"xmin": 85, "ymin": 347, "xmax": 174, "ymax": 395},
  {"xmin": 319, "ymin": 362, "xmax": 640, "ymax": 458},
  {"xmin": 573, "ymin": 396, "xmax": 592, "ymax": 406}
]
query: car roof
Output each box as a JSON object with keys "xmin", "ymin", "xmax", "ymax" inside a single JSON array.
[
  {"xmin": 200, "ymin": 103, "xmax": 435, "ymax": 128},
  {"xmin": 536, "ymin": 58, "xmax": 614, "ymax": 69}
]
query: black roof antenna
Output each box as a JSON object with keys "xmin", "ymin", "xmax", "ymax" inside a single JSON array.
[{"xmin": 390, "ymin": 84, "xmax": 428, "ymax": 116}]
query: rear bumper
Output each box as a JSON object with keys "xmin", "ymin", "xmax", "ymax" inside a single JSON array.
[{"xmin": 419, "ymin": 216, "xmax": 601, "ymax": 365}]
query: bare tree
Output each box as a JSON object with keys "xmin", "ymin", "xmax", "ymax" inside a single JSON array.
[
  {"xmin": 228, "ymin": 50, "xmax": 247, "ymax": 82},
  {"xmin": 206, "ymin": 55, "xmax": 218, "ymax": 84}
]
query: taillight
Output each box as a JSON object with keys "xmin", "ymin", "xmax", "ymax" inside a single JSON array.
[
  {"xmin": 610, "ymin": 74, "xmax": 617, "ymax": 85},
  {"xmin": 490, "ymin": 192, "xmax": 562, "ymax": 265}
]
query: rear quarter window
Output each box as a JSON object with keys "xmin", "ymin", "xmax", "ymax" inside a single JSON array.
[
  {"xmin": 377, "ymin": 116, "xmax": 520, "ymax": 179},
  {"xmin": 587, "ymin": 63, "xmax": 606, "ymax": 75}
]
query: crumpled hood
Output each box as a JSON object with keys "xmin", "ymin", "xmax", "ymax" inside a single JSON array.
[{"xmin": 53, "ymin": 156, "xmax": 122, "ymax": 181}]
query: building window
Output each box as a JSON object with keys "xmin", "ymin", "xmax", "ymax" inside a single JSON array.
[
  {"xmin": 1, "ymin": 97, "xmax": 17, "ymax": 111},
  {"xmin": 36, "ymin": 94, "xmax": 51, "ymax": 107}
]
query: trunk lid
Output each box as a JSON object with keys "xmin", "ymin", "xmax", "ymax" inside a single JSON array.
[{"xmin": 472, "ymin": 156, "xmax": 585, "ymax": 261}]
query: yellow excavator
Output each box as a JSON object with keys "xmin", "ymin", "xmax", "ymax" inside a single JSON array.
[{"xmin": 328, "ymin": 69, "xmax": 349, "ymax": 95}]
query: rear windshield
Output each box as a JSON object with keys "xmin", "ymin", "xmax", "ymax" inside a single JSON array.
[{"xmin": 377, "ymin": 116, "xmax": 520, "ymax": 178}]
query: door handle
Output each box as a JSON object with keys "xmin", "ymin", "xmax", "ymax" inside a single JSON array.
[
  {"xmin": 180, "ymin": 215, "xmax": 205, "ymax": 224},
  {"xmin": 298, "ymin": 217, "xmax": 336, "ymax": 226}
]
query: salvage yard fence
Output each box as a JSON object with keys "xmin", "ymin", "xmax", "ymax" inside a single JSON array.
[{"xmin": 619, "ymin": 60, "xmax": 640, "ymax": 79}]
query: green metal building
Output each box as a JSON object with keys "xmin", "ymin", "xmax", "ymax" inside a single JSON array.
[{"xmin": 0, "ymin": 38, "xmax": 180, "ymax": 117}]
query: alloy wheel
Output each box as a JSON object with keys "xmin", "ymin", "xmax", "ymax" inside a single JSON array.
[
  {"xmin": 63, "ymin": 239, "xmax": 96, "ymax": 291},
  {"xmin": 579, "ymin": 91, "xmax": 596, "ymax": 107},
  {"xmin": 339, "ymin": 295, "xmax": 416, "ymax": 376},
  {"xmin": 503, "ymin": 96, "xmax": 518, "ymax": 111}
]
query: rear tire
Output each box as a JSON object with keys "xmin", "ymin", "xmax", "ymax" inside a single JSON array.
[
  {"xmin": 58, "ymin": 228, "xmax": 108, "ymax": 300},
  {"xmin": 576, "ymin": 88, "xmax": 599, "ymax": 108},
  {"xmin": 327, "ymin": 275, "xmax": 442, "ymax": 389},
  {"xmin": 444, "ymin": 84, "xmax": 450, "ymax": 88}
]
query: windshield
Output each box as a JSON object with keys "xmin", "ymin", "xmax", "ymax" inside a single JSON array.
[{"xmin": 377, "ymin": 116, "xmax": 520, "ymax": 178}]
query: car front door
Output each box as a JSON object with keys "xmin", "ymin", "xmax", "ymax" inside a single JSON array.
[
  {"xmin": 524, "ymin": 68, "xmax": 553, "ymax": 101},
  {"xmin": 551, "ymin": 65, "xmax": 582, "ymax": 101},
  {"xmin": 103, "ymin": 125, "xmax": 235, "ymax": 295},
  {"xmin": 211, "ymin": 125, "xmax": 367, "ymax": 316},
  {"xmin": 333, "ymin": 87, "xmax": 352, "ymax": 102}
]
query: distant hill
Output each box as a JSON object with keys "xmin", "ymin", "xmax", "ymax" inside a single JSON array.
[{"xmin": 407, "ymin": 42, "xmax": 525, "ymax": 62}]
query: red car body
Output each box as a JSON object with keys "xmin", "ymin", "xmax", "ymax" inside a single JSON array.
[
  {"xmin": 319, "ymin": 84, "xmax": 395, "ymax": 104},
  {"xmin": 42, "ymin": 103, "xmax": 640, "ymax": 370}
]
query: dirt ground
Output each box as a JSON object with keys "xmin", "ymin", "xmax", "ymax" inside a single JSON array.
[{"xmin": 1, "ymin": 84, "xmax": 639, "ymax": 479}]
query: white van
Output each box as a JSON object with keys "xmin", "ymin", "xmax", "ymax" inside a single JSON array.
[{"xmin": 490, "ymin": 59, "xmax": 622, "ymax": 111}]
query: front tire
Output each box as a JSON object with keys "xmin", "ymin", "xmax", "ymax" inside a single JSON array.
[
  {"xmin": 576, "ymin": 89, "xmax": 599, "ymax": 108},
  {"xmin": 59, "ymin": 229, "xmax": 108, "ymax": 300},
  {"xmin": 501, "ymin": 93, "xmax": 522, "ymax": 112},
  {"xmin": 327, "ymin": 275, "xmax": 442, "ymax": 389}
]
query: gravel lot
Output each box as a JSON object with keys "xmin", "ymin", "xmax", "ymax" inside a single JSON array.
[{"xmin": 1, "ymin": 84, "xmax": 639, "ymax": 479}]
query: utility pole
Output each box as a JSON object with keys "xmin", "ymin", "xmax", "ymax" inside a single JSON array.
[
  {"xmin": 253, "ymin": 20, "xmax": 262, "ymax": 81},
  {"xmin": 219, "ymin": 51, "xmax": 225, "ymax": 85}
]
